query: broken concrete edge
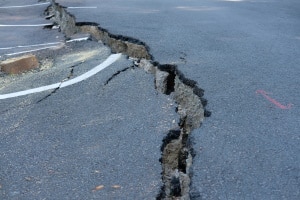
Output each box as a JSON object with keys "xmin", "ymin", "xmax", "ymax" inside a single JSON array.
[
  {"xmin": 0, "ymin": 54, "xmax": 39, "ymax": 74},
  {"xmin": 143, "ymin": 61, "xmax": 207, "ymax": 200},
  {"xmin": 46, "ymin": 0, "xmax": 77, "ymax": 37},
  {"xmin": 47, "ymin": 1, "xmax": 211, "ymax": 199},
  {"xmin": 44, "ymin": 2, "xmax": 152, "ymax": 60}
]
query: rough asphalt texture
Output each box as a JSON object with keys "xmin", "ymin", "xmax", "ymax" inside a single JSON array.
[
  {"xmin": 1, "ymin": 58, "xmax": 178, "ymax": 199},
  {"xmin": 0, "ymin": 49, "xmax": 179, "ymax": 199},
  {"xmin": 1, "ymin": 0, "xmax": 299, "ymax": 199},
  {"xmin": 0, "ymin": 0, "xmax": 64, "ymax": 57},
  {"xmin": 0, "ymin": 1, "xmax": 179, "ymax": 199},
  {"xmin": 57, "ymin": 0, "xmax": 300, "ymax": 199}
]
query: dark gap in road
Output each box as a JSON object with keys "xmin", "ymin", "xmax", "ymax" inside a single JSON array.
[
  {"xmin": 36, "ymin": 86, "xmax": 60, "ymax": 103},
  {"xmin": 104, "ymin": 65, "xmax": 135, "ymax": 85},
  {"xmin": 45, "ymin": 2, "xmax": 152, "ymax": 59},
  {"xmin": 43, "ymin": 23, "xmax": 58, "ymax": 29},
  {"xmin": 46, "ymin": 1, "xmax": 211, "ymax": 199},
  {"xmin": 77, "ymin": 22, "xmax": 149, "ymax": 46},
  {"xmin": 170, "ymin": 176, "xmax": 182, "ymax": 197},
  {"xmin": 161, "ymin": 129, "xmax": 181, "ymax": 153},
  {"xmin": 37, "ymin": 65, "xmax": 74, "ymax": 103},
  {"xmin": 157, "ymin": 64, "xmax": 176, "ymax": 95},
  {"xmin": 67, "ymin": 66, "xmax": 74, "ymax": 79}
]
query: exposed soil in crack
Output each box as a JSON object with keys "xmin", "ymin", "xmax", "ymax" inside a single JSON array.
[{"xmin": 45, "ymin": 1, "xmax": 210, "ymax": 199}]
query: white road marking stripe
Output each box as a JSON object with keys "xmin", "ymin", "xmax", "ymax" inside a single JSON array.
[
  {"xmin": 0, "ymin": 83, "xmax": 61, "ymax": 100},
  {"xmin": 0, "ymin": 54, "xmax": 122, "ymax": 100},
  {"xmin": 0, "ymin": 24, "xmax": 52, "ymax": 27},
  {"xmin": 5, "ymin": 45, "xmax": 62, "ymax": 56},
  {"xmin": 0, "ymin": 2, "xmax": 50, "ymax": 9},
  {"xmin": 0, "ymin": 42, "xmax": 63, "ymax": 50},
  {"xmin": 66, "ymin": 37, "xmax": 89, "ymax": 43},
  {"xmin": 67, "ymin": 7, "xmax": 97, "ymax": 9}
]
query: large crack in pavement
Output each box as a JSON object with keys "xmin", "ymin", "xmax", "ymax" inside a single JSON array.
[{"xmin": 46, "ymin": 1, "xmax": 210, "ymax": 199}]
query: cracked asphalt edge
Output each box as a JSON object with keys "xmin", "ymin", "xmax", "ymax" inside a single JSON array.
[{"xmin": 46, "ymin": 1, "xmax": 211, "ymax": 199}]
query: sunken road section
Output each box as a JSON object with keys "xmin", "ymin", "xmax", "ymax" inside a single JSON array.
[{"xmin": 46, "ymin": 1, "xmax": 210, "ymax": 199}]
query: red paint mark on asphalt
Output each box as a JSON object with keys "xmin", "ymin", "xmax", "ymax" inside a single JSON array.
[{"xmin": 256, "ymin": 90, "xmax": 292, "ymax": 109}]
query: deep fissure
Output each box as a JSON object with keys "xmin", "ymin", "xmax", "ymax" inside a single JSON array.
[{"xmin": 46, "ymin": 1, "xmax": 210, "ymax": 199}]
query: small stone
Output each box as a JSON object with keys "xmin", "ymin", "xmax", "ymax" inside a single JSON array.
[
  {"xmin": 0, "ymin": 54, "xmax": 39, "ymax": 74},
  {"xmin": 93, "ymin": 185, "xmax": 104, "ymax": 192}
]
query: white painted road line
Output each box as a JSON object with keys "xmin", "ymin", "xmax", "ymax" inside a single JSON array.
[
  {"xmin": 0, "ymin": 42, "xmax": 64, "ymax": 50},
  {"xmin": 66, "ymin": 37, "xmax": 90, "ymax": 43},
  {"xmin": 0, "ymin": 24, "xmax": 52, "ymax": 27},
  {"xmin": 0, "ymin": 2, "xmax": 50, "ymax": 9},
  {"xmin": 67, "ymin": 7, "xmax": 97, "ymax": 9},
  {"xmin": 0, "ymin": 54, "xmax": 122, "ymax": 100},
  {"xmin": 5, "ymin": 45, "xmax": 62, "ymax": 56}
]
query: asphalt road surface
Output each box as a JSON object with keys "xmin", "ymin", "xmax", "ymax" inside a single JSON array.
[
  {"xmin": 0, "ymin": 0, "xmax": 64, "ymax": 57},
  {"xmin": 57, "ymin": 0, "xmax": 300, "ymax": 199},
  {"xmin": 0, "ymin": 1, "xmax": 178, "ymax": 199},
  {"xmin": 1, "ymin": 0, "xmax": 300, "ymax": 199}
]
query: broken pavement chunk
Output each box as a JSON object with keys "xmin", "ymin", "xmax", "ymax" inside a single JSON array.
[{"xmin": 0, "ymin": 54, "xmax": 39, "ymax": 74}]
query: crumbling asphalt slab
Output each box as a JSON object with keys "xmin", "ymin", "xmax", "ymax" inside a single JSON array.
[{"xmin": 53, "ymin": 0, "xmax": 300, "ymax": 199}]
